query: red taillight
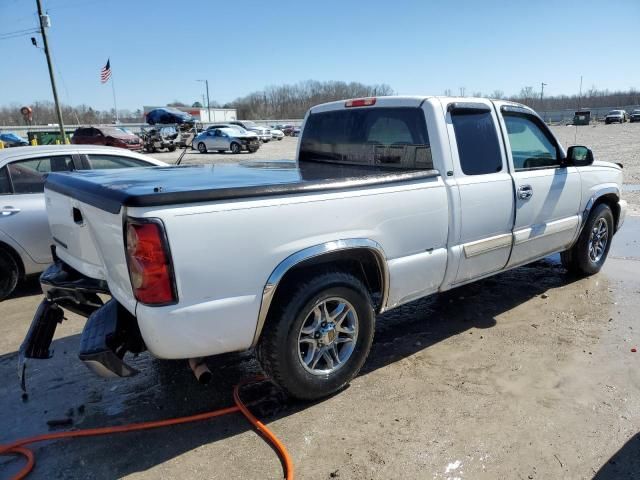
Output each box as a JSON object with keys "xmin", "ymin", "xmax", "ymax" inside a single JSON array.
[
  {"xmin": 125, "ymin": 219, "xmax": 176, "ymax": 305},
  {"xmin": 345, "ymin": 97, "xmax": 376, "ymax": 108}
]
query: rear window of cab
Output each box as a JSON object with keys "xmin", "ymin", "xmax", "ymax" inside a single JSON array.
[{"xmin": 299, "ymin": 107, "xmax": 433, "ymax": 169}]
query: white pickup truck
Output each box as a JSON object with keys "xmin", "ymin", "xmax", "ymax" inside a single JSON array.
[{"xmin": 20, "ymin": 96, "xmax": 627, "ymax": 400}]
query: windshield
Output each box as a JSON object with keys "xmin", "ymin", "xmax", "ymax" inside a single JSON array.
[
  {"xmin": 608, "ymin": 110, "xmax": 623, "ymax": 115},
  {"xmin": 219, "ymin": 128, "xmax": 239, "ymax": 136},
  {"xmin": 241, "ymin": 121, "xmax": 258, "ymax": 128}
]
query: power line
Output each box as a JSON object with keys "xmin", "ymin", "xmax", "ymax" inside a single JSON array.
[{"xmin": 0, "ymin": 28, "xmax": 40, "ymax": 40}]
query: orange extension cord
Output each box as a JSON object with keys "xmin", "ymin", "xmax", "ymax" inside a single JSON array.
[{"xmin": 0, "ymin": 377, "xmax": 294, "ymax": 480}]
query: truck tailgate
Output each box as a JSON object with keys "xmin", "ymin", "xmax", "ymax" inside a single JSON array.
[{"xmin": 45, "ymin": 188, "xmax": 136, "ymax": 313}]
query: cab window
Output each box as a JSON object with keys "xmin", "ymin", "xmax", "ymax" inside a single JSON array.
[
  {"xmin": 451, "ymin": 110, "xmax": 503, "ymax": 175},
  {"xmin": 503, "ymin": 115, "xmax": 560, "ymax": 170},
  {"xmin": 300, "ymin": 107, "xmax": 431, "ymax": 169},
  {"xmin": 7, "ymin": 155, "xmax": 74, "ymax": 194}
]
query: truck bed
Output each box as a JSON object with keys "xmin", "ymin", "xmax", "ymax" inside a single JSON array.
[{"xmin": 44, "ymin": 160, "xmax": 439, "ymax": 214}]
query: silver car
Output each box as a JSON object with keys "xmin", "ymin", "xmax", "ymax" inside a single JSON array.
[
  {"xmin": 0, "ymin": 145, "xmax": 166, "ymax": 299},
  {"xmin": 192, "ymin": 127, "xmax": 260, "ymax": 154}
]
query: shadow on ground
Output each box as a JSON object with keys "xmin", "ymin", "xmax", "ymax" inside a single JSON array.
[
  {"xmin": 593, "ymin": 433, "xmax": 640, "ymax": 479},
  {"xmin": 0, "ymin": 257, "xmax": 581, "ymax": 478}
]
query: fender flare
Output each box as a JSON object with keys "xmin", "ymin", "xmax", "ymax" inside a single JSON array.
[{"xmin": 250, "ymin": 239, "xmax": 390, "ymax": 347}]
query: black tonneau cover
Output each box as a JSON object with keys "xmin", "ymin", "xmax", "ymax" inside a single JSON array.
[{"xmin": 44, "ymin": 160, "xmax": 439, "ymax": 214}]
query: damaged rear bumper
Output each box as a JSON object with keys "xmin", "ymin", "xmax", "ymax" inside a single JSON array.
[{"xmin": 19, "ymin": 261, "xmax": 144, "ymax": 389}]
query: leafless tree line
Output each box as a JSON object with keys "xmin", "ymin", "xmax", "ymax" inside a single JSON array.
[
  {"xmin": 480, "ymin": 86, "xmax": 640, "ymax": 112},
  {"xmin": 2, "ymin": 83, "xmax": 638, "ymax": 126},
  {"xmin": 225, "ymin": 80, "xmax": 395, "ymax": 119}
]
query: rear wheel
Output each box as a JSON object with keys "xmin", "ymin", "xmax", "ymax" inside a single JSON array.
[
  {"xmin": 230, "ymin": 142, "xmax": 241, "ymax": 154},
  {"xmin": 258, "ymin": 271, "xmax": 375, "ymax": 400},
  {"xmin": 561, "ymin": 203, "xmax": 614, "ymax": 275},
  {"xmin": 197, "ymin": 142, "xmax": 207, "ymax": 153},
  {"xmin": 168, "ymin": 145, "xmax": 177, "ymax": 152},
  {"xmin": 0, "ymin": 249, "xmax": 19, "ymax": 301}
]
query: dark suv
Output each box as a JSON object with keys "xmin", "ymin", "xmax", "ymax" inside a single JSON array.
[{"xmin": 72, "ymin": 126, "xmax": 143, "ymax": 151}]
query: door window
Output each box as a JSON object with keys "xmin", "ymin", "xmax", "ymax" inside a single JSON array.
[
  {"xmin": 503, "ymin": 115, "xmax": 559, "ymax": 170},
  {"xmin": 451, "ymin": 110, "xmax": 503, "ymax": 175},
  {"xmin": 0, "ymin": 167, "xmax": 12, "ymax": 194},
  {"xmin": 87, "ymin": 154, "xmax": 149, "ymax": 169},
  {"xmin": 7, "ymin": 155, "xmax": 74, "ymax": 194}
]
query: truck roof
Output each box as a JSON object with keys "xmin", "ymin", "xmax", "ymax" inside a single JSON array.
[{"xmin": 309, "ymin": 95, "xmax": 532, "ymax": 114}]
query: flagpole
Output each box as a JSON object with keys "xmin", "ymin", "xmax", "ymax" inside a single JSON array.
[{"xmin": 110, "ymin": 59, "xmax": 119, "ymax": 123}]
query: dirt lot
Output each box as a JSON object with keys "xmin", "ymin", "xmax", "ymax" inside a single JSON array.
[{"xmin": 1, "ymin": 129, "xmax": 639, "ymax": 479}]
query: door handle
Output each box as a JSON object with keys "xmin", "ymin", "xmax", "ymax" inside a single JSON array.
[
  {"xmin": 517, "ymin": 185, "xmax": 533, "ymax": 200},
  {"xmin": 1, "ymin": 206, "xmax": 21, "ymax": 216}
]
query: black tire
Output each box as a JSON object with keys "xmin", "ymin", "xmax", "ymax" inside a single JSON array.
[
  {"xmin": 257, "ymin": 271, "xmax": 375, "ymax": 400},
  {"xmin": 248, "ymin": 147, "xmax": 258, "ymax": 153},
  {"xmin": 168, "ymin": 145, "xmax": 177, "ymax": 152},
  {"xmin": 230, "ymin": 142, "xmax": 241, "ymax": 154},
  {"xmin": 561, "ymin": 203, "xmax": 614, "ymax": 276},
  {"xmin": 277, "ymin": 137, "xmax": 283, "ymax": 141},
  {"xmin": 0, "ymin": 249, "xmax": 19, "ymax": 301},
  {"xmin": 197, "ymin": 142, "xmax": 207, "ymax": 153}
]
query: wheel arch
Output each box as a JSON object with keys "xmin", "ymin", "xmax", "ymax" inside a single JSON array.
[
  {"xmin": 251, "ymin": 239, "xmax": 389, "ymax": 347},
  {"xmin": 583, "ymin": 187, "xmax": 621, "ymax": 233}
]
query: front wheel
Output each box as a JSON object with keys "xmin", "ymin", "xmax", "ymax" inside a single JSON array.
[
  {"xmin": 257, "ymin": 271, "xmax": 375, "ymax": 400},
  {"xmin": 197, "ymin": 142, "xmax": 207, "ymax": 153},
  {"xmin": 561, "ymin": 203, "xmax": 614, "ymax": 275},
  {"xmin": 230, "ymin": 142, "xmax": 241, "ymax": 154}
]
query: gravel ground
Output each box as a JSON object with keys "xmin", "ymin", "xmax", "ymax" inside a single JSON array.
[{"xmin": 1, "ymin": 130, "xmax": 639, "ymax": 479}]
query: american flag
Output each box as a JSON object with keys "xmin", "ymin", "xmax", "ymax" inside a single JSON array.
[{"xmin": 100, "ymin": 59, "xmax": 111, "ymax": 83}]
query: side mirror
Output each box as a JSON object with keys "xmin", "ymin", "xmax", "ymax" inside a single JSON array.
[{"xmin": 566, "ymin": 145, "xmax": 593, "ymax": 167}]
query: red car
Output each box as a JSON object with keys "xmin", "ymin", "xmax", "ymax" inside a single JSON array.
[{"xmin": 71, "ymin": 126, "xmax": 143, "ymax": 151}]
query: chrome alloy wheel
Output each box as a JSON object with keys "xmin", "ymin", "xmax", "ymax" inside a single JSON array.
[
  {"xmin": 297, "ymin": 297, "xmax": 358, "ymax": 375},
  {"xmin": 588, "ymin": 217, "xmax": 609, "ymax": 263}
]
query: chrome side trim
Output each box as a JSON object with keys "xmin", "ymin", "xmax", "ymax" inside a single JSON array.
[
  {"xmin": 513, "ymin": 215, "xmax": 580, "ymax": 245},
  {"xmin": 251, "ymin": 239, "xmax": 390, "ymax": 347},
  {"xmin": 462, "ymin": 233, "xmax": 512, "ymax": 258}
]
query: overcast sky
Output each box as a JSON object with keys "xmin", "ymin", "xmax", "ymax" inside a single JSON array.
[{"xmin": 1, "ymin": 0, "xmax": 638, "ymax": 111}]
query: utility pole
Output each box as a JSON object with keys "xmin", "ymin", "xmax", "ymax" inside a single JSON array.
[
  {"xmin": 36, "ymin": 0, "xmax": 66, "ymax": 142},
  {"xmin": 197, "ymin": 79, "xmax": 211, "ymax": 122},
  {"xmin": 540, "ymin": 82, "xmax": 547, "ymax": 120}
]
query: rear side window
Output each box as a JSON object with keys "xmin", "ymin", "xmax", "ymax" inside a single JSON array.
[
  {"xmin": 0, "ymin": 167, "xmax": 12, "ymax": 194},
  {"xmin": 7, "ymin": 155, "xmax": 74, "ymax": 194},
  {"xmin": 451, "ymin": 110, "xmax": 502, "ymax": 175},
  {"xmin": 87, "ymin": 154, "xmax": 149, "ymax": 169},
  {"xmin": 300, "ymin": 107, "xmax": 432, "ymax": 169}
]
